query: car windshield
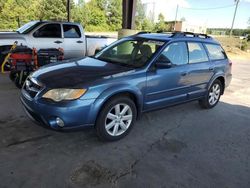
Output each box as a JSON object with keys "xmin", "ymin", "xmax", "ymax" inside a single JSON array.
[
  {"xmin": 95, "ymin": 39, "xmax": 165, "ymax": 68},
  {"xmin": 16, "ymin": 21, "xmax": 41, "ymax": 34}
]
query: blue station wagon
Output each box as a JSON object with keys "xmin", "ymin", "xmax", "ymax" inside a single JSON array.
[{"xmin": 21, "ymin": 32, "xmax": 232, "ymax": 141}]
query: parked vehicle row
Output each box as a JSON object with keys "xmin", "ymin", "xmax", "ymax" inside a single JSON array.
[{"xmin": 20, "ymin": 32, "xmax": 232, "ymax": 141}]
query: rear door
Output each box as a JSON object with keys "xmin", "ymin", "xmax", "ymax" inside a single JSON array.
[
  {"xmin": 185, "ymin": 42, "xmax": 214, "ymax": 99},
  {"xmin": 145, "ymin": 41, "xmax": 190, "ymax": 111},
  {"xmin": 62, "ymin": 24, "xmax": 85, "ymax": 59},
  {"xmin": 29, "ymin": 23, "xmax": 63, "ymax": 50}
]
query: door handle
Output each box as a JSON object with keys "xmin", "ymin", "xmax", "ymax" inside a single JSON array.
[
  {"xmin": 76, "ymin": 40, "xmax": 83, "ymax": 43},
  {"xmin": 209, "ymin": 67, "xmax": 214, "ymax": 71},
  {"xmin": 54, "ymin": 40, "xmax": 62, "ymax": 44},
  {"xmin": 181, "ymin": 72, "xmax": 188, "ymax": 76}
]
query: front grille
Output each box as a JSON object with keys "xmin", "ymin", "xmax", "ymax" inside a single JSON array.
[{"xmin": 23, "ymin": 77, "xmax": 43, "ymax": 98}]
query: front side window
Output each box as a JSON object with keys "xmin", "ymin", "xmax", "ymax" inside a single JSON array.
[
  {"xmin": 95, "ymin": 39, "xmax": 164, "ymax": 68},
  {"xmin": 159, "ymin": 42, "xmax": 188, "ymax": 66},
  {"xmin": 63, "ymin": 24, "xmax": 81, "ymax": 38},
  {"xmin": 188, "ymin": 42, "xmax": 209, "ymax": 63},
  {"xmin": 33, "ymin": 24, "xmax": 61, "ymax": 38},
  {"xmin": 205, "ymin": 44, "xmax": 226, "ymax": 60}
]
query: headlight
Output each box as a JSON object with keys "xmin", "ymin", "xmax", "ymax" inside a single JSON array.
[{"xmin": 42, "ymin": 89, "xmax": 87, "ymax": 102}]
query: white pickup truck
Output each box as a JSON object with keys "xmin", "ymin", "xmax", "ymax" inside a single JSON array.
[{"xmin": 0, "ymin": 21, "xmax": 116, "ymax": 62}]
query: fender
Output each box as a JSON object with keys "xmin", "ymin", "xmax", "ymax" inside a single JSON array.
[
  {"xmin": 88, "ymin": 84, "xmax": 144, "ymax": 124},
  {"xmin": 208, "ymin": 73, "xmax": 225, "ymax": 92}
]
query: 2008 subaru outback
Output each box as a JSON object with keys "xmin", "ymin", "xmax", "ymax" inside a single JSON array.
[{"xmin": 21, "ymin": 32, "xmax": 232, "ymax": 141}]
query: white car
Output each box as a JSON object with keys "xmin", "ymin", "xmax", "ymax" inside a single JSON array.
[{"xmin": 0, "ymin": 21, "xmax": 116, "ymax": 61}]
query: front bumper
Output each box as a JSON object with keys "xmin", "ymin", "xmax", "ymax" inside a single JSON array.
[{"xmin": 20, "ymin": 89, "xmax": 103, "ymax": 130}]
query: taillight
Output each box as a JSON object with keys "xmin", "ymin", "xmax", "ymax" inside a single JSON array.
[{"xmin": 229, "ymin": 59, "xmax": 233, "ymax": 66}]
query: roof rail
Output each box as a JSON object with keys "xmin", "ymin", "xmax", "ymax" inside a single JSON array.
[
  {"xmin": 172, "ymin": 32, "xmax": 211, "ymax": 39},
  {"xmin": 136, "ymin": 31, "xmax": 151, "ymax": 35},
  {"xmin": 135, "ymin": 31, "xmax": 211, "ymax": 39}
]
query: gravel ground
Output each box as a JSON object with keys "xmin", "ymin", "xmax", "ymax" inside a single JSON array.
[{"xmin": 0, "ymin": 58, "xmax": 249, "ymax": 188}]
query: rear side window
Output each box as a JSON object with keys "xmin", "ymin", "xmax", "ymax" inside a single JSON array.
[
  {"xmin": 188, "ymin": 42, "xmax": 208, "ymax": 63},
  {"xmin": 33, "ymin": 24, "xmax": 61, "ymax": 38},
  {"xmin": 63, "ymin": 25, "xmax": 81, "ymax": 38},
  {"xmin": 161, "ymin": 42, "xmax": 188, "ymax": 66},
  {"xmin": 205, "ymin": 44, "xmax": 226, "ymax": 60}
]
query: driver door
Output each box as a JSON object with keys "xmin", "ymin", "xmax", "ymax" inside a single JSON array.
[
  {"xmin": 144, "ymin": 42, "xmax": 191, "ymax": 111},
  {"xmin": 29, "ymin": 23, "xmax": 63, "ymax": 50}
]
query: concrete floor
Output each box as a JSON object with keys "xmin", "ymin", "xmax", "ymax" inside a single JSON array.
[{"xmin": 0, "ymin": 59, "xmax": 249, "ymax": 188}]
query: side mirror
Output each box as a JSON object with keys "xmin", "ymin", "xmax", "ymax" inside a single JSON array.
[
  {"xmin": 155, "ymin": 55, "xmax": 172, "ymax": 69},
  {"xmin": 94, "ymin": 48, "xmax": 101, "ymax": 55},
  {"xmin": 155, "ymin": 60, "xmax": 172, "ymax": 69},
  {"xmin": 94, "ymin": 45, "xmax": 108, "ymax": 55}
]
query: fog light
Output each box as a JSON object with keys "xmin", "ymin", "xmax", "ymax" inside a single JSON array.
[{"xmin": 56, "ymin": 117, "xmax": 64, "ymax": 127}]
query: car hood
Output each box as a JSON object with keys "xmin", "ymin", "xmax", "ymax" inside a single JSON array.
[
  {"xmin": 0, "ymin": 32, "xmax": 24, "ymax": 40},
  {"xmin": 31, "ymin": 57, "xmax": 134, "ymax": 88}
]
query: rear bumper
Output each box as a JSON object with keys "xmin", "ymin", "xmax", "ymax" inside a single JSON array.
[
  {"xmin": 20, "ymin": 89, "xmax": 103, "ymax": 130},
  {"xmin": 225, "ymin": 73, "xmax": 232, "ymax": 88}
]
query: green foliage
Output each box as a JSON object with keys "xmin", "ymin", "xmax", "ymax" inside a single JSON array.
[
  {"xmin": 0, "ymin": 0, "xmax": 166, "ymax": 32},
  {"xmin": 106, "ymin": 0, "xmax": 122, "ymax": 31},
  {"xmin": 141, "ymin": 19, "xmax": 154, "ymax": 31},
  {"xmin": 207, "ymin": 28, "xmax": 250, "ymax": 36},
  {"xmin": 240, "ymin": 40, "xmax": 249, "ymax": 51},
  {"xmin": 154, "ymin": 13, "xmax": 167, "ymax": 32},
  {"xmin": 72, "ymin": 0, "xmax": 122, "ymax": 31},
  {"xmin": 135, "ymin": 0, "xmax": 145, "ymax": 30},
  {"xmin": 135, "ymin": 0, "xmax": 155, "ymax": 32},
  {"xmin": 38, "ymin": 0, "xmax": 67, "ymax": 20},
  {"xmin": 1, "ymin": 0, "xmax": 249, "ymax": 33}
]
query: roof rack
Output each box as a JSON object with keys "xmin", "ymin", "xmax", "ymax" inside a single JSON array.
[
  {"xmin": 136, "ymin": 31, "xmax": 211, "ymax": 39},
  {"xmin": 136, "ymin": 31, "xmax": 151, "ymax": 35},
  {"xmin": 172, "ymin": 32, "xmax": 211, "ymax": 39}
]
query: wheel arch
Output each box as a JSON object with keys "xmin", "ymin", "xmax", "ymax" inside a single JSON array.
[
  {"xmin": 91, "ymin": 87, "xmax": 143, "ymax": 126},
  {"xmin": 208, "ymin": 75, "xmax": 225, "ymax": 95}
]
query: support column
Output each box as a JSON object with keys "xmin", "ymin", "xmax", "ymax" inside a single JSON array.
[
  {"xmin": 67, "ymin": 0, "xmax": 70, "ymax": 22},
  {"xmin": 118, "ymin": 0, "xmax": 138, "ymax": 39}
]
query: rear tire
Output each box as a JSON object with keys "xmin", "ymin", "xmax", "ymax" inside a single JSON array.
[
  {"xmin": 199, "ymin": 80, "xmax": 222, "ymax": 109},
  {"xmin": 95, "ymin": 96, "xmax": 137, "ymax": 141}
]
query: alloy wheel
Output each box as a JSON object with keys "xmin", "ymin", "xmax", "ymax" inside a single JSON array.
[
  {"xmin": 208, "ymin": 83, "xmax": 221, "ymax": 105},
  {"xmin": 105, "ymin": 103, "xmax": 133, "ymax": 136}
]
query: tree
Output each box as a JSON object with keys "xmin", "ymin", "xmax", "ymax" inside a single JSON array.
[
  {"xmin": 106, "ymin": 0, "xmax": 122, "ymax": 31},
  {"xmin": 154, "ymin": 13, "xmax": 166, "ymax": 32},
  {"xmin": 0, "ymin": 0, "xmax": 123, "ymax": 32},
  {"xmin": 38, "ymin": 0, "xmax": 67, "ymax": 20},
  {"xmin": 72, "ymin": 1, "xmax": 87, "ymax": 26},
  {"xmin": 135, "ymin": 0, "xmax": 146, "ymax": 30},
  {"xmin": 83, "ymin": 0, "xmax": 109, "ymax": 31},
  {"xmin": 0, "ymin": 0, "xmax": 39, "ymax": 30}
]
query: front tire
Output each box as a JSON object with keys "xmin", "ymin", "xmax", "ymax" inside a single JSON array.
[
  {"xmin": 199, "ymin": 80, "xmax": 222, "ymax": 109},
  {"xmin": 95, "ymin": 96, "xmax": 137, "ymax": 141}
]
